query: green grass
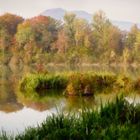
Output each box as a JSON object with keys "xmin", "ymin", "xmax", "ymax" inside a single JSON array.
[
  {"xmin": 1, "ymin": 96, "xmax": 140, "ymax": 140},
  {"xmin": 19, "ymin": 73, "xmax": 69, "ymax": 92},
  {"xmin": 0, "ymin": 131, "xmax": 13, "ymax": 140},
  {"xmin": 19, "ymin": 72, "xmax": 135, "ymax": 96},
  {"xmin": 66, "ymin": 72, "xmax": 117, "ymax": 95}
]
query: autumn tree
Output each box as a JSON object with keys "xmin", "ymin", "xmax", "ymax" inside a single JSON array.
[
  {"xmin": 16, "ymin": 16, "xmax": 60, "ymax": 51},
  {"xmin": 74, "ymin": 18, "xmax": 92, "ymax": 48},
  {"xmin": 0, "ymin": 13, "xmax": 23, "ymax": 64},
  {"xmin": 54, "ymin": 29, "xmax": 68, "ymax": 53},
  {"xmin": 0, "ymin": 13, "xmax": 24, "ymax": 49},
  {"xmin": 15, "ymin": 15, "xmax": 60, "ymax": 64},
  {"xmin": 64, "ymin": 13, "xmax": 76, "ymax": 47},
  {"xmin": 122, "ymin": 25, "xmax": 139, "ymax": 63},
  {"xmin": 0, "ymin": 13, "xmax": 24, "ymax": 35},
  {"xmin": 125, "ymin": 24, "xmax": 139, "ymax": 49},
  {"xmin": 131, "ymin": 29, "xmax": 140, "ymax": 62},
  {"xmin": 92, "ymin": 11, "xmax": 122, "ymax": 62},
  {"xmin": 16, "ymin": 21, "xmax": 34, "ymax": 46}
]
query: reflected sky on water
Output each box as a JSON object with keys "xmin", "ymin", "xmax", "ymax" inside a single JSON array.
[{"xmin": 1, "ymin": 64, "xmax": 140, "ymax": 134}]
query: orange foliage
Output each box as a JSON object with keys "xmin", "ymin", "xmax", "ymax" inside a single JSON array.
[{"xmin": 0, "ymin": 13, "xmax": 24, "ymax": 35}]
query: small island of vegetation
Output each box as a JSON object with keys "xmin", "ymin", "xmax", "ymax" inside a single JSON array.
[{"xmin": 19, "ymin": 72, "xmax": 140, "ymax": 96}]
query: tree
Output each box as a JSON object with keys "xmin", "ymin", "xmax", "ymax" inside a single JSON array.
[
  {"xmin": 0, "ymin": 13, "xmax": 24, "ymax": 36},
  {"xmin": 0, "ymin": 13, "xmax": 23, "ymax": 64},
  {"xmin": 125, "ymin": 24, "xmax": 139, "ymax": 49},
  {"xmin": 16, "ymin": 16, "xmax": 60, "ymax": 51},
  {"xmin": 74, "ymin": 18, "xmax": 91, "ymax": 47},
  {"xmin": 92, "ymin": 11, "xmax": 122, "ymax": 61},
  {"xmin": 16, "ymin": 21, "xmax": 34, "ymax": 46},
  {"xmin": 0, "ymin": 13, "xmax": 24, "ymax": 53},
  {"xmin": 15, "ymin": 15, "xmax": 60, "ymax": 64},
  {"xmin": 54, "ymin": 29, "xmax": 68, "ymax": 53},
  {"xmin": 132, "ymin": 31, "xmax": 140, "ymax": 62},
  {"xmin": 64, "ymin": 13, "xmax": 76, "ymax": 47},
  {"xmin": 0, "ymin": 28, "xmax": 11, "ymax": 50},
  {"xmin": 92, "ymin": 11, "xmax": 111, "ymax": 53}
]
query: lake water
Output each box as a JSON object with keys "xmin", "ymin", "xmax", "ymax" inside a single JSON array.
[{"xmin": 0, "ymin": 64, "xmax": 140, "ymax": 135}]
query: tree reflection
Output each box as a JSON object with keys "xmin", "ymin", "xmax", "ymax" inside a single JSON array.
[
  {"xmin": 0, "ymin": 65, "xmax": 23, "ymax": 113},
  {"xmin": 17, "ymin": 90, "xmax": 65, "ymax": 111},
  {"xmin": 64, "ymin": 96, "xmax": 96, "ymax": 112}
]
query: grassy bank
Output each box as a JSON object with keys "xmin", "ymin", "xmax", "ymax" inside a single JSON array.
[
  {"xmin": 1, "ymin": 96, "xmax": 140, "ymax": 140},
  {"xmin": 19, "ymin": 72, "xmax": 137, "ymax": 96},
  {"xmin": 20, "ymin": 73, "xmax": 69, "ymax": 92}
]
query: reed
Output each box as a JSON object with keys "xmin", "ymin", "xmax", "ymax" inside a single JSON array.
[
  {"xmin": 1, "ymin": 96, "xmax": 140, "ymax": 140},
  {"xmin": 19, "ymin": 72, "xmax": 134, "ymax": 96}
]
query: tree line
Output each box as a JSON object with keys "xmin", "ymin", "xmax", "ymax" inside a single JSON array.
[{"xmin": 0, "ymin": 11, "xmax": 140, "ymax": 65}]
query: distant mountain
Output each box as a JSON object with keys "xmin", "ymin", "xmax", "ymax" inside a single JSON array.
[
  {"xmin": 41, "ymin": 8, "xmax": 92, "ymax": 21},
  {"xmin": 69, "ymin": 10, "xmax": 92, "ymax": 21},
  {"xmin": 41, "ymin": 8, "xmax": 66, "ymax": 21},
  {"xmin": 41, "ymin": 8, "xmax": 140, "ymax": 31},
  {"xmin": 111, "ymin": 20, "xmax": 140, "ymax": 31}
]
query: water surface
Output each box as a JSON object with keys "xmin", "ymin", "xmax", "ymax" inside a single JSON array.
[{"xmin": 0, "ymin": 64, "xmax": 140, "ymax": 134}]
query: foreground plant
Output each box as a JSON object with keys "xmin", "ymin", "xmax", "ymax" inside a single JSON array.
[{"xmin": 1, "ymin": 96, "xmax": 140, "ymax": 140}]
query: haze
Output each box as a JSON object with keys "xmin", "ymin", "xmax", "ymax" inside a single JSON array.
[{"xmin": 0, "ymin": 0, "xmax": 139, "ymax": 22}]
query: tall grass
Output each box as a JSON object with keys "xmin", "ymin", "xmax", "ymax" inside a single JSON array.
[
  {"xmin": 1, "ymin": 96, "xmax": 140, "ymax": 140},
  {"xmin": 66, "ymin": 72, "xmax": 117, "ymax": 95},
  {"xmin": 0, "ymin": 131, "xmax": 13, "ymax": 140},
  {"xmin": 19, "ymin": 73, "xmax": 69, "ymax": 92},
  {"xmin": 19, "ymin": 72, "xmax": 135, "ymax": 96}
]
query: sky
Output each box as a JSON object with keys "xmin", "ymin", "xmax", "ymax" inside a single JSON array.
[{"xmin": 0, "ymin": 0, "xmax": 140, "ymax": 23}]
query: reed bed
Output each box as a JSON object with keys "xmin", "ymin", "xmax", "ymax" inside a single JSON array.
[
  {"xmin": 19, "ymin": 72, "xmax": 136, "ymax": 96},
  {"xmin": 1, "ymin": 96, "xmax": 140, "ymax": 140}
]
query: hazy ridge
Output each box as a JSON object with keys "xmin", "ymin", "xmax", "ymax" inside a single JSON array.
[{"xmin": 41, "ymin": 8, "xmax": 140, "ymax": 31}]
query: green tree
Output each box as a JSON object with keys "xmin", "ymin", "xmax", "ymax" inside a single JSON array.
[
  {"xmin": 133, "ymin": 31, "xmax": 140, "ymax": 62},
  {"xmin": 64, "ymin": 13, "xmax": 76, "ymax": 47},
  {"xmin": 74, "ymin": 18, "xmax": 92, "ymax": 47},
  {"xmin": 125, "ymin": 24, "xmax": 139, "ymax": 49},
  {"xmin": 16, "ymin": 21, "xmax": 34, "ymax": 46},
  {"xmin": 92, "ymin": 11, "xmax": 122, "ymax": 62}
]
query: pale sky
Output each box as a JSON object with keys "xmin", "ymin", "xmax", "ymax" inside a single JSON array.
[{"xmin": 0, "ymin": 0, "xmax": 139, "ymax": 22}]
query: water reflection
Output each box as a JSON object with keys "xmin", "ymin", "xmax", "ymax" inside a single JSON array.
[
  {"xmin": 0, "ymin": 107, "xmax": 56, "ymax": 134},
  {"xmin": 64, "ymin": 96, "xmax": 96, "ymax": 112},
  {"xmin": 0, "ymin": 65, "xmax": 23, "ymax": 113},
  {"xmin": 1, "ymin": 64, "xmax": 140, "ymax": 133},
  {"xmin": 43, "ymin": 64, "xmax": 140, "ymax": 79},
  {"xmin": 17, "ymin": 90, "xmax": 65, "ymax": 111}
]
